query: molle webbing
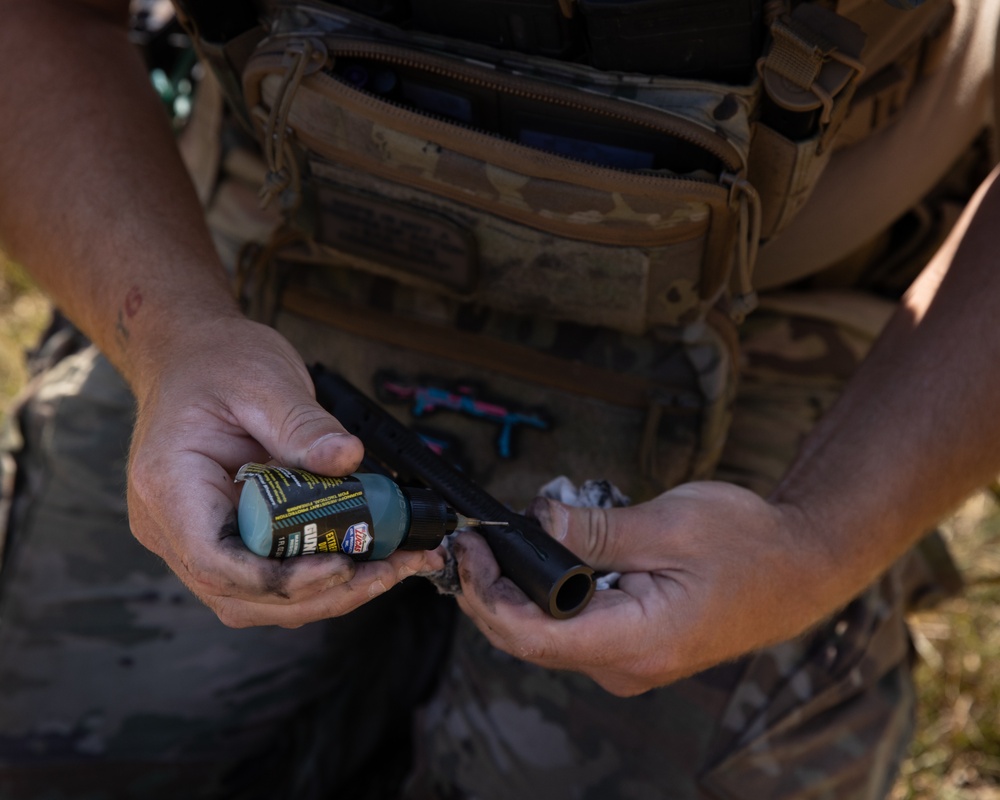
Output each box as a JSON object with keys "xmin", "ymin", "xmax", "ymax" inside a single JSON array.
[
  {"xmin": 178, "ymin": 0, "xmax": 955, "ymax": 292},
  {"xmin": 282, "ymin": 282, "xmax": 664, "ymax": 410},
  {"xmin": 179, "ymin": 0, "xmax": 958, "ymax": 489},
  {"xmin": 237, "ymin": 15, "xmax": 758, "ymax": 336}
]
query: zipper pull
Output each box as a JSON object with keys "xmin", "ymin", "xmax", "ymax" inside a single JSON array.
[{"xmin": 257, "ymin": 38, "xmax": 327, "ymax": 213}]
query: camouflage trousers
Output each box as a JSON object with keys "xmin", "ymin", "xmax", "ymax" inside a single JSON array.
[
  {"xmin": 404, "ymin": 290, "xmax": 932, "ymax": 800},
  {"xmin": 0, "ymin": 289, "xmax": 942, "ymax": 799},
  {"xmin": 0, "ymin": 334, "xmax": 456, "ymax": 799}
]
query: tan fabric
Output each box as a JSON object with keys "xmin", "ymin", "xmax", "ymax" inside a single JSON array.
[{"xmin": 755, "ymin": 0, "xmax": 999, "ymax": 289}]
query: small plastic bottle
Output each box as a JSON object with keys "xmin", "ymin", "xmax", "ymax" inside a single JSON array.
[{"xmin": 235, "ymin": 462, "xmax": 472, "ymax": 560}]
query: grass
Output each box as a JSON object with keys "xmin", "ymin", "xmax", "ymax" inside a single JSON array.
[
  {"xmin": 0, "ymin": 254, "xmax": 998, "ymax": 797},
  {"xmin": 0, "ymin": 258, "xmax": 51, "ymax": 400},
  {"xmin": 894, "ymin": 492, "xmax": 1000, "ymax": 799}
]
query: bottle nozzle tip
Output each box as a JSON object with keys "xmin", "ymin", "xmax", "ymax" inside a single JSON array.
[{"xmin": 454, "ymin": 514, "xmax": 509, "ymax": 529}]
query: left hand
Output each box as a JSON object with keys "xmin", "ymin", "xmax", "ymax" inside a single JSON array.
[
  {"xmin": 453, "ymin": 481, "xmax": 842, "ymax": 696},
  {"xmin": 126, "ymin": 316, "xmax": 445, "ymax": 628}
]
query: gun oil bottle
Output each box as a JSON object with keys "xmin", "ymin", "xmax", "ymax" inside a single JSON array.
[{"xmin": 235, "ymin": 462, "xmax": 501, "ymax": 560}]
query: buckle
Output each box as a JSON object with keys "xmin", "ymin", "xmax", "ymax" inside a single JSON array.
[{"xmin": 759, "ymin": 4, "xmax": 867, "ymax": 137}]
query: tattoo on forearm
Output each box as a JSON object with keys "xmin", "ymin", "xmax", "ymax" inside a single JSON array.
[
  {"xmin": 115, "ymin": 310, "xmax": 129, "ymax": 343},
  {"xmin": 115, "ymin": 285, "xmax": 144, "ymax": 346}
]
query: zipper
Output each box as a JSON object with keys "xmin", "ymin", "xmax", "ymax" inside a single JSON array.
[
  {"xmin": 259, "ymin": 34, "xmax": 745, "ymax": 185},
  {"xmin": 251, "ymin": 34, "xmax": 761, "ymax": 321},
  {"xmin": 250, "ymin": 34, "xmax": 762, "ymax": 304},
  {"xmin": 327, "ymin": 39, "xmax": 743, "ymax": 173},
  {"xmin": 308, "ymin": 39, "xmax": 761, "ymax": 298}
]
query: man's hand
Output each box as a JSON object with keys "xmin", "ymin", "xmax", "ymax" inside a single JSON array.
[
  {"xmin": 126, "ymin": 316, "xmax": 444, "ymax": 628},
  {"xmin": 452, "ymin": 169, "xmax": 1000, "ymax": 697},
  {"xmin": 452, "ymin": 482, "xmax": 840, "ymax": 696},
  {"xmin": 0, "ymin": 1, "xmax": 443, "ymax": 630}
]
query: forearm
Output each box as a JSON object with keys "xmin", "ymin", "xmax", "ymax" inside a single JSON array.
[
  {"xmin": 772, "ymin": 166, "xmax": 1000, "ymax": 609},
  {"xmin": 0, "ymin": 0, "xmax": 241, "ymax": 400}
]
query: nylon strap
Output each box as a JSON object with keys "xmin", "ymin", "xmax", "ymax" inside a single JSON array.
[
  {"xmin": 768, "ymin": 16, "xmax": 838, "ymax": 89},
  {"xmin": 279, "ymin": 283, "xmax": 667, "ymax": 410}
]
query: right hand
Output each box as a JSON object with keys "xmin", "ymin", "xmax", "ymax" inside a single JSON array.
[
  {"xmin": 126, "ymin": 315, "xmax": 445, "ymax": 628},
  {"xmin": 451, "ymin": 481, "xmax": 837, "ymax": 696}
]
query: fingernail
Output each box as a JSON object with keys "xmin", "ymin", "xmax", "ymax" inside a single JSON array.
[
  {"xmin": 306, "ymin": 432, "xmax": 352, "ymax": 454},
  {"xmin": 527, "ymin": 497, "xmax": 552, "ymax": 530},
  {"xmin": 368, "ymin": 579, "xmax": 387, "ymax": 598},
  {"xmin": 529, "ymin": 498, "xmax": 570, "ymax": 540},
  {"xmin": 397, "ymin": 564, "xmax": 416, "ymax": 581},
  {"xmin": 553, "ymin": 504, "xmax": 571, "ymax": 541},
  {"xmin": 327, "ymin": 571, "xmax": 349, "ymax": 589}
]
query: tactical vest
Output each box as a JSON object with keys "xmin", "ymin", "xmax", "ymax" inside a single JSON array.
[{"xmin": 172, "ymin": 0, "xmax": 966, "ymax": 501}]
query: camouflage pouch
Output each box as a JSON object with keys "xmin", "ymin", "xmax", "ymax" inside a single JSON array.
[
  {"xmin": 176, "ymin": 0, "xmax": 962, "ymax": 490},
  {"xmin": 230, "ymin": 2, "xmax": 765, "ymax": 491},
  {"xmin": 241, "ymin": 4, "xmax": 761, "ymax": 333}
]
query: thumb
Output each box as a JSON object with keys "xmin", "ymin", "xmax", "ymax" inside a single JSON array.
[
  {"xmin": 527, "ymin": 498, "xmax": 649, "ymax": 573},
  {"xmin": 245, "ymin": 383, "xmax": 365, "ymax": 477}
]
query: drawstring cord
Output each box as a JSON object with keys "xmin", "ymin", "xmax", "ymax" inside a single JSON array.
[
  {"xmin": 723, "ymin": 173, "xmax": 762, "ymax": 323},
  {"xmin": 256, "ymin": 39, "xmax": 325, "ymax": 212}
]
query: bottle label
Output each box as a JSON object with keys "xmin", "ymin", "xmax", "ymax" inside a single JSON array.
[{"xmin": 236, "ymin": 463, "xmax": 375, "ymax": 559}]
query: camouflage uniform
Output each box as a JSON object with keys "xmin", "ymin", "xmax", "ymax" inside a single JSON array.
[
  {"xmin": 0, "ymin": 285, "xmax": 951, "ymax": 800},
  {"xmin": 403, "ymin": 292, "xmax": 930, "ymax": 800},
  {"xmin": 0, "ymin": 0, "xmax": 989, "ymax": 797},
  {"xmin": 0, "ymin": 335, "xmax": 455, "ymax": 800}
]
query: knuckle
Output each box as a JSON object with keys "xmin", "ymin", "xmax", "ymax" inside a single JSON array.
[
  {"xmin": 179, "ymin": 556, "xmax": 231, "ymax": 599},
  {"xmin": 126, "ymin": 454, "xmax": 158, "ymax": 501},
  {"xmin": 210, "ymin": 598, "xmax": 252, "ymax": 629},
  {"xmin": 279, "ymin": 402, "xmax": 328, "ymax": 441},
  {"xmin": 585, "ymin": 508, "xmax": 615, "ymax": 561}
]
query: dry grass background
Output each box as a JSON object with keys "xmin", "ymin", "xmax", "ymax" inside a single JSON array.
[
  {"xmin": 895, "ymin": 497, "xmax": 1000, "ymax": 799},
  {"xmin": 0, "ymin": 253, "xmax": 998, "ymax": 797},
  {"xmin": 0, "ymin": 259, "xmax": 51, "ymax": 399}
]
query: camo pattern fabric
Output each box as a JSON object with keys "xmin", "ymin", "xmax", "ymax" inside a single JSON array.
[
  {"xmin": 267, "ymin": 260, "xmax": 738, "ymax": 503},
  {"xmin": 0, "ymin": 288, "xmax": 928, "ymax": 800},
  {"xmin": 261, "ymin": 2, "xmax": 757, "ymax": 153},
  {"xmin": 239, "ymin": 4, "xmax": 750, "ymax": 337},
  {"xmin": 401, "ymin": 289, "xmax": 934, "ymax": 800},
  {"xmin": 0, "ymin": 219, "xmax": 960, "ymax": 800},
  {"xmin": 0, "ymin": 342, "xmax": 455, "ymax": 799},
  {"xmin": 298, "ymin": 158, "xmax": 729, "ymax": 335},
  {"xmin": 0, "ymin": 278, "xmax": 944, "ymax": 800},
  {"xmin": 0, "ymin": 68, "xmax": 960, "ymax": 800}
]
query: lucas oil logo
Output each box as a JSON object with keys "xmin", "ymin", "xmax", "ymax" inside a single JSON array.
[{"xmin": 343, "ymin": 522, "xmax": 373, "ymax": 555}]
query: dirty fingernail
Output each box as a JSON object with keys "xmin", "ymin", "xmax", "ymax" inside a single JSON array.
[
  {"xmin": 327, "ymin": 567, "xmax": 351, "ymax": 589},
  {"xmin": 327, "ymin": 574, "xmax": 347, "ymax": 590},
  {"xmin": 368, "ymin": 579, "xmax": 387, "ymax": 598}
]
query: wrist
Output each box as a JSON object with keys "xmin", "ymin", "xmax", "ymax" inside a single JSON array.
[
  {"xmin": 767, "ymin": 482, "xmax": 901, "ymax": 627},
  {"xmin": 112, "ymin": 291, "xmax": 246, "ymax": 404}
]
